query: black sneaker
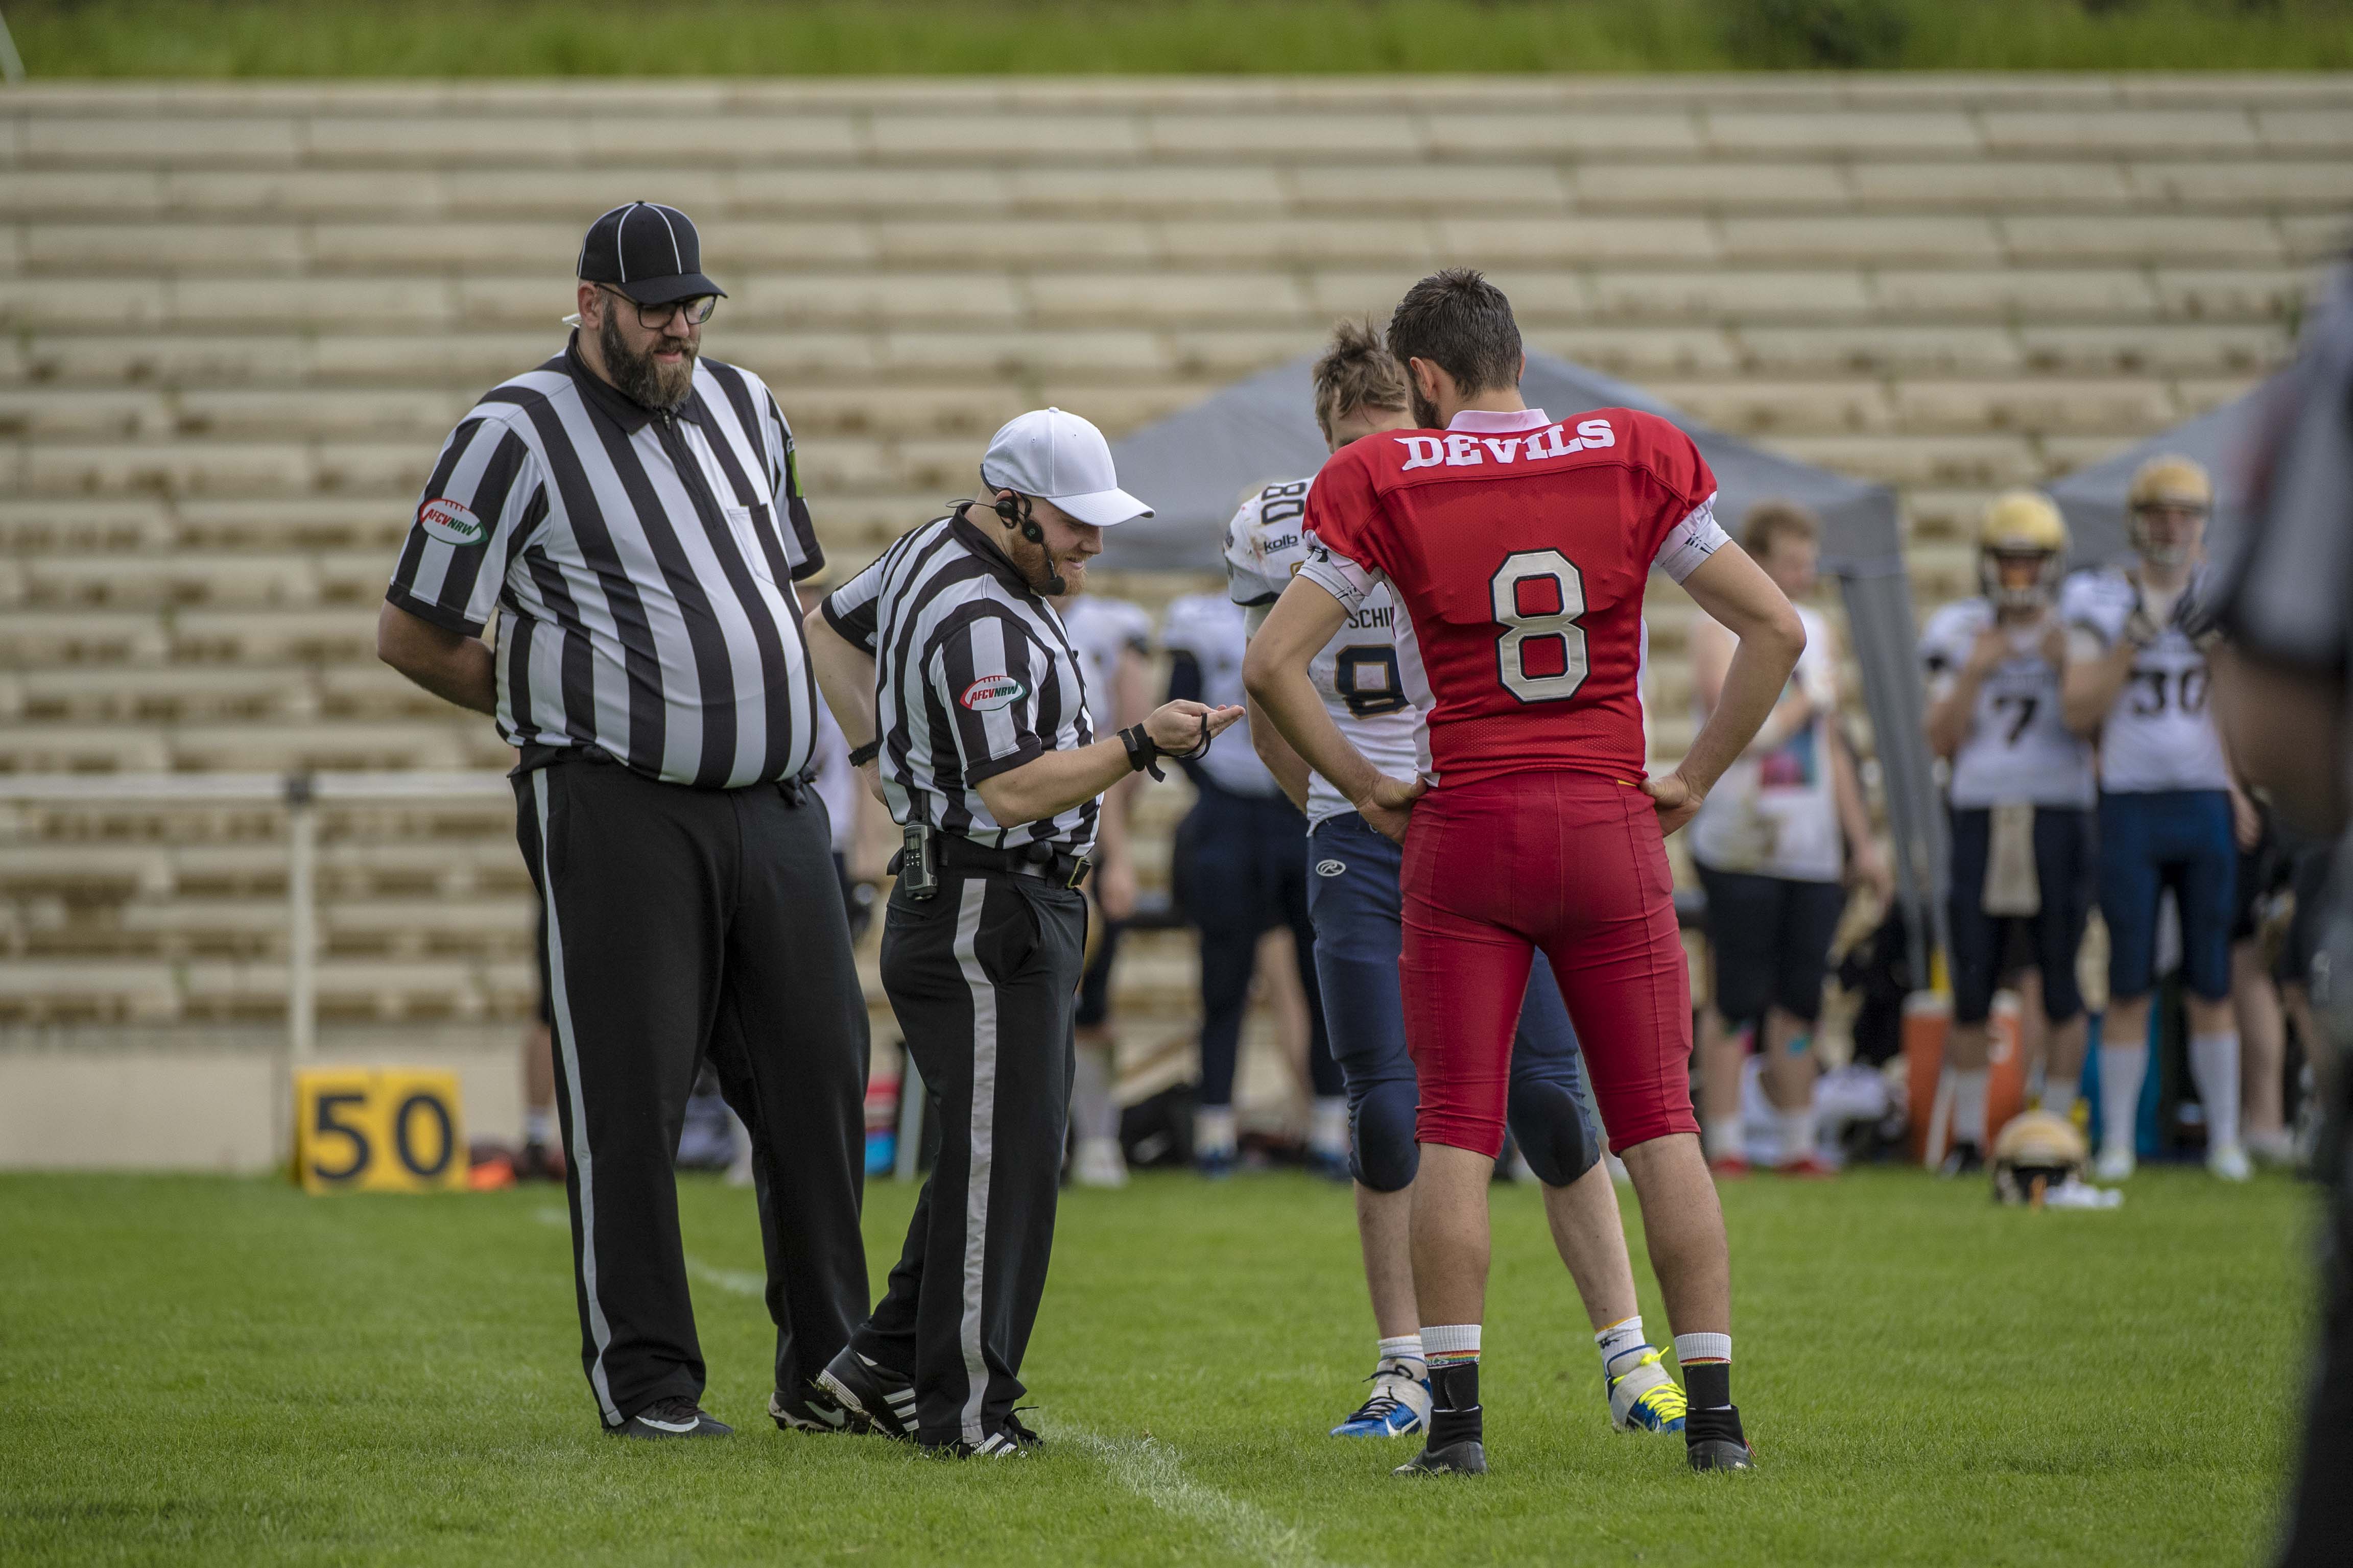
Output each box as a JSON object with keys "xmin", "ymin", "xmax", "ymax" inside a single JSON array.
[
  {"xmin": 610, "ymin": 1395, "xmax": 731, "ymax": 1440},
  {"xmin": 806, "ymin": 1348, "xmax": 917, "ymax": 1440},
  {"xmin": 1003, "ymin": 1409, "xmax": 1044, "ymax": 1450},
  {"xmin": 1393, "ymin": 1438, "xmax": 1486, "ymax": 1475},
  {"xmin": 922, "ymin": 1430, "xmax": 1027, "ymax": 1459},
  {"xmin": 1939, "ymin": 1141, "xmax": 1984, "ymax": 1178},
  {"xmin": 1684, "ymin": 1403, "xmax": 1754, "ymax": 1472}
]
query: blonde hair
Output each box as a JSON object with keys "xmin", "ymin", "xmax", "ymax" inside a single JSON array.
[
  {"xmin": 1741, "ymin": 500, "xmax": 1820, "ymax": 561},
  {"xmin": 1312, "ymin": 318, "xmax": 1410, "ymax": 444}
]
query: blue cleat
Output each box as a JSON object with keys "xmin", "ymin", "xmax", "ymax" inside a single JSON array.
[{"xmin": 1330, "ymin": 1373, "xmax": 1431, "ymax": 1438}]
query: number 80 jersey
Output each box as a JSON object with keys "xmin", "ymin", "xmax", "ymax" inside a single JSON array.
[{"xmin": 1225, "ymin": 475, "xmax": 1428, "ymax": 827}]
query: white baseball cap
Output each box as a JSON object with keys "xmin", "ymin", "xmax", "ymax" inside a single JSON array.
[{"xmin": 978, "ymin": 408, "xmax": 1153, "ymax": 528}]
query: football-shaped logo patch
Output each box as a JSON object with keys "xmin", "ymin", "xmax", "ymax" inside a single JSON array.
[
  {"xmin": 418, "ymin": 497, "xmax": 485, "ymax": 547},
  {"xmin": 959, "ymin": 675, "xmax": 1027, "ymax": 712},
  {"xmin": 1315, "ymin": 859, "xmax": 1346, "ymax": 878}
]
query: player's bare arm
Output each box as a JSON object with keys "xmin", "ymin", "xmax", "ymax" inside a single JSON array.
[
  {"xmin": 976, "ymin": 699, "xmax": 1242, "ymax": 827},
  {"xmin": 1692, "ymin": 614, "xmax": 1812, "ymax": 757},
  {"xmin": 1922, "ymin": 624, "xmax": 2006, "ymax": 760},
  {"xmin": 1244, "ymin": 574, "xmax": 1425, "ymax": 839},
  {"xmin": 1240, "ymin": 606, "xmax": 1315, "ymax": 812},
  {"xmin": 2060, "ymin": 626, "xmax": 2136, "ymax": 736},
  {"xmin": 1649, "ymin": 543, "xmax": 1805, "ymax": 834},
  {"xmin": 804, "ymin": 606, "xmax": 887, "ymax": 802},
  {"xmin": 376, "ymin": 601, "xmax": 497, "ymax": 716}
]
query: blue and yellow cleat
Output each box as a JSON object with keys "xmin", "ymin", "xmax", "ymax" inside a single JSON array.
[
  {"xmin": 1607, "ymin": 1349, "xmax": 1689, "ymax": 1435},
  {"xmin": 1330, "ymin": 1375, "xmax": 1431, "ymax": 1438}
]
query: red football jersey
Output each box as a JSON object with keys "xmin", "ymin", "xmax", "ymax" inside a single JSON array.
[{"xmin": 1298, "ymin": 407, "xmax": 1725, "ymax": 790}]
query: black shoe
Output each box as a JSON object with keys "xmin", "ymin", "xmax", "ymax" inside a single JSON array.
[
  {"xmin": 610, "ymin": 1395, "xmax": 731, "ymax": 1440},
  {"xmin": 1939, "ymin": 1141, "xmax": 1984, "ymax": 1177},
  {"xmin": 807, "ymin": 1348, "xmax": 917, "ymax": 1440},
  {"xmin": 922, "ymin": 1430, "xmax": 1028, "ymax": 1459},
  {"xmin": 1003, "ymin": 1409, "xmax": 1045, "ymax": 1450},
  {"xmin": 1684, "ymin": 1403, "xmax": 1753, "ymax": 1471},
  {"xmin": 1393, "ymin": 1438, "xmax": 1486, "ymax": 1475}
]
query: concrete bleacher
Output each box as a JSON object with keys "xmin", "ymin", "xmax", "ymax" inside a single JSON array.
[{"xmin": 0, "ymin": 74, "xmax": 2338, "ymax": 1151}]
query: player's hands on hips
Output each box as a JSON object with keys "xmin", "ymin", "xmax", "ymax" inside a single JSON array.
[
  {"xmin": 1644, "ymin": 769, "xmax": 1704, "ymax": 836},
  {"xmin": 1144, "ymin": 700, "xmax": 1243, "ymax": 754},
  {"xmin": 1357, "ymin": 774, "xmax": 1428, "ymax": 842},
  {"xmin": 1094, "ymin": 852, "xmax": 1137, "ymax": 922}
]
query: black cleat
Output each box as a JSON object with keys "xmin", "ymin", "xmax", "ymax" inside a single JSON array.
[
  {"xmin": 1939, "ymin": 1140, "xmax": 1984, "ymax": 1178},
  {"xmin": 1684, "ymin": 1402, "xmax": 1753, "ymax": 1471},
  {"xmin": 805, "ymin": 1348, "xmax": 917, "ymax": 1440},
  {"xmin": 1393, "ymin": 1439, "xmax": 1487, "ymax": 1475},
  {"xmin": 1003, "ymin": 1408, "xmax": 1045, "ymax": 1450},
  {"xmin": 610, "ymin": 1395, "xmax": 731, "ymax": 1440}
]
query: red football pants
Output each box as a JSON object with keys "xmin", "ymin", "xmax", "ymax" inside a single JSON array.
[{"xmin": 1400, "ymin": 769, "xmax": 1697, "ymax": 1157}]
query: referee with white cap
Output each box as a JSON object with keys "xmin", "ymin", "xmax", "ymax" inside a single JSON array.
[
  {"xmin": 376, "ymin": 202, "xmax": 869, "ymax": 1441},
  {"xmin": 802, "ymin": 408, "xmax": 1241, "ymax": 1455}
]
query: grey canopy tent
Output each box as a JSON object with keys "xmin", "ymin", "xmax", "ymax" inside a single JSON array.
[
  {"xmin": 2048, "ymin": 379, "xmax": 2276, "ymax": 570},
  {"xmin": 1105, "ymin": 349, "xmax": 1948, "ymax": 979}
]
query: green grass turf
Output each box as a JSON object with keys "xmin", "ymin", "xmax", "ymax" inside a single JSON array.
[
  {"xmin": 6, "ymin": 0, "xmax": 2352, "ymax": 78},
  {"xmin": 0, "ymin": 1163, "xmax": 2312, "ymax": 1566}
]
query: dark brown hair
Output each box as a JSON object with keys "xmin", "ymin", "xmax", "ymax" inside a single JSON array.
[
  {"xmin": 1385, "ymin": 268, "xmax": 1522, "ymax": 399},
  {"xmin": 1741, "ymin": 499, "xmax": 1821, "ymax": 560},
  {"xmin": 1311, "ymin": 317, "xmax": 1410, "ymax": 444}
]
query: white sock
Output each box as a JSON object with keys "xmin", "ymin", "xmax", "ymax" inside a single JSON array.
[
  {"xmin": 1703, "ymin": 1118, "xmax": 1743, "ymax": 1161},
  {"xmin": 524, "ymin": 1107, "xmax": 555, "ymax": 1146},
  {"xmin": 1951, "ymin": 1068, "xmax": 1989, "ymax": 1150},
  {"xmin": 2189, "ymin": 1031, "xmax": 2243, "ymax": 1151},
  {"xmin": 1195, "ymin": 1105, "xmax": 1237, "ymax": 1158},
  {"xmin": 2100, "ymin": 1043, "xmax": 2146, "ymax": 1153},
  {"xmin": 1422, "ymin": 1322, "xmax": 1481, "ymax": 1363},
  {"xmin": 1377, "ymin": 1333, "xmax": 1426, "ymax": 1377},
  {"xmin": 1777, "ymin": 1105, "xmax": 1816, "ymax": 1165},
  {"xmin": 1595, "ymin": 1315, "xmax": 1650, "ymax": 1380},
  {"xmin": 1072, "ymin": 1041, "xmax": 1119, "ymax": 1143},
  {"xmin": 2043, "ymin": 1078, "xmax": 2079, "ymax": 1122},
  {"xmin": 1311, "ymin": 1095, "xmax": 1350, "ymax": 1158}
]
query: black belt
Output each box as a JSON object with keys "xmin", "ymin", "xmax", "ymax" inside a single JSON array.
[{"xmin": 931, "ymin": 835, "xmax": 1092, "ymax": 890}]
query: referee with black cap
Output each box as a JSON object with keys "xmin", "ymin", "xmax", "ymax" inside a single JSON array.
[
  {"xmin": 377, "ymin": 202, "xmax": 870, "ymax": 1441},
  {"xmin": 802, "ymin": 408, "xmax": 1242, "ymax": 1455}
]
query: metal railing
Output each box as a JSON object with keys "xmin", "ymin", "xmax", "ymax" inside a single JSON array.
[{"xmin": 0, "ymin": 770, "xmax": 514, "ymax": 1056}]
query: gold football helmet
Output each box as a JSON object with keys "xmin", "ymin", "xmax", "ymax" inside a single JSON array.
[
  {"xmin": 1976, "ymin": 491, "xmax": 2069, "ymax": 612},
  {"xmin": 1991, "ymin": 1109, "xmax": 2090, "ymax": 1205},
  {"xmin": 2126, "ymin": 454, "xmax": 2212, "ymax": 567}
]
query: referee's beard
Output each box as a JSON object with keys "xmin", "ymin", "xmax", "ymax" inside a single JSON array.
[{"xmin": 599, "ymin": 308, "xmax": 698, "ymax": 413}]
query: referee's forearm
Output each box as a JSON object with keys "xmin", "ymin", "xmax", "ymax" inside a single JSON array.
[
  {"xmin": 975, "ymin": 741, "xmax": 1135, "ymax": 829},
  {"xmin": 376, "ymin": 602, "xmax": 497, "ymax": 715}
]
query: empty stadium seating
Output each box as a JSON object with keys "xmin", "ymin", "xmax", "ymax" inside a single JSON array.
[{"xmin": 1, "ymin": 74, "xmax": 2334, "ymax": 1046}]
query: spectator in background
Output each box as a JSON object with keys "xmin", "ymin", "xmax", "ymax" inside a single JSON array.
[
  {"xmin": 1053, "ymin": 583, "xmax": 1155, "ymax": 1188},
  {"xmin": 1919, "ymin": 493, "xmax": 2097, "ymax": 1172},
  {"xmin": 1691, "ymin": 501, "xmax": 1888, "ymax": 1176},
  {"xmin": 2062, "ymin": 456, "xmax": 2255, "ymax": 1183},
  {"xmin": 1161, "ymin": 589, "xmax": 1348, "ymax": 1177}
]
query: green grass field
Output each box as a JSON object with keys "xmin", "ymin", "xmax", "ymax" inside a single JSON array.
[
  {"xmin": 0, "ymin": 1165, "xmax": 2312, "ymax": 1566},
  {"xmin": 7, "ymin": 0, "xmax": 2352, "ymax": 78}
]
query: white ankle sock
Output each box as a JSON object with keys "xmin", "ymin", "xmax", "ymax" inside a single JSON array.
[
  {"xmin": 1951, "ymin": 1068, "xmax": 1988, "ymax": 1149},
  {"xmin": 1072, "ymin": 1042, "xmax": 1119, "ymax": 1143},
  {"xmin": 2043, "ymin": 1079, "xmax": 2079, "ymax": 1123},
  {"xmin": 1195, "ymin": 1105, "xmax": 1237, "ymax": 1157},
  {"xmin": 1777, "ymin": 1106, "xmax": 1816, "ymax": 1165},
  {"xmin": 2100, "ymin": 1043, "xmax": 2147, "ymax": 1152},
  {"xmin": 1703, "ymin": 1118, "xmax": 1742, "ymax": 1161},
  {"xmin": 1311, "ymin": 1095, "xmax": 1349, "ymax": 1157},
  {"xmin": 1377, "ymin": 1333, "xmax": 1426, "ymax": 1376},
  {"xmin": 1595, "ymin": 1315, "xmax": 1650, "ymax": 1380},
  {"xmin": 2189, "ymin": 1031, "xmax": 2243, "ymax": 1150}
]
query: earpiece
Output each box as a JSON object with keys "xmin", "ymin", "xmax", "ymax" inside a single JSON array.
[{"xmin": 964, "ymin": 488, "xmax": 1064, "ymax": 595}]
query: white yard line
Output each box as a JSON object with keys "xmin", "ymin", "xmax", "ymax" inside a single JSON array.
[
  {"xmin": 533, "ymin": 1207, "xmax": 762, "ymax": 1298},
  {"xmin": 1067, "ymin": 1428, "xmax": 1353, "ymax": 1568}
]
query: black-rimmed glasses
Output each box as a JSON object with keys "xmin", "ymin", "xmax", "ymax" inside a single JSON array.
[{"xmin": 598, "ymin": 285, "xmax": 717, "ymax": 329}]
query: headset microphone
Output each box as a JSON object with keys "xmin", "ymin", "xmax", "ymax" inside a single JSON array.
[{"xmin": 991, "ymin": 490, "xmax": 1065, "ymax": 596}]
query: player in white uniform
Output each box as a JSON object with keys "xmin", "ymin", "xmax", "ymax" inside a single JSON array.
[
  {"xmin": 1690, "ymin": 502, "xmax": 1888, "ymax": 1177},
  {"xmin": 1920, "ymin": 493, "xmax": 2098, "ymax": 1172},
  {"xmin": 2061, "ymin": 455, "xmax": 2255, "ymax": 1182},
  {"xmin": 1159, "ymin": 590, "xmax": 1348, "ymax": 1176},
  {"xmin": 1226, "ymin": 320, "xmax": 1687, "ymax": 1444},
  {"xmin": 1051, "ymin": 588, "xmax": 1155, "ymax": 1188}
]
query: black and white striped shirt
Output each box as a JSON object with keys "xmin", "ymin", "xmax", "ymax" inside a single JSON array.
[
  {"xmin": 387, "ymin": 334, "xmax": 823, "ymax": 789},
  {"xmin": 823, "ymin": 512, "xmax": 1097, "ymax": 854}
]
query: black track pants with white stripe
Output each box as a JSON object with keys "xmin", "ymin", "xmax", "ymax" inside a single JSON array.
[
  {"xmin": 853, "ymin": 871, "xmax": 1084, "ymax": 1448},
  {"xmin": 514, "ymin": 755, "xmax": 871, "ymax": 1429}
]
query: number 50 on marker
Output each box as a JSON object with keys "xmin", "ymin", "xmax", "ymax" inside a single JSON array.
[{"xmin": 293, "ymin": 1069, "xmax": 467, "ymax": 1193}]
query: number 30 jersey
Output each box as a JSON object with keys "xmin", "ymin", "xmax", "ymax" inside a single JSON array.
[
  {"xmin": 1918, "ymin": 597, "xmax": 2094, "ymax": 809},
  {"xmin": 1297, "ymin": 406, "xmax": 1726, "ymax": 790},
  {"xmin": 2060, "ymin": 566, "xmax": 2231, "ymax": 795},
  {"xmin": 1226, "ymin": 475, "xmax": 1425, "ymax": 827}
]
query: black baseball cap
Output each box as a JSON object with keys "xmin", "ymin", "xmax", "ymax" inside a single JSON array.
[{"xmin": 576, "ymin": 201, "xmax": 726, "ymax": 306}]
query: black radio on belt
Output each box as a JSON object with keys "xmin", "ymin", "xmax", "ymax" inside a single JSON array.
[{"xmin": 899, "ymin": 823, "xmax": 940, "ymax": 901}]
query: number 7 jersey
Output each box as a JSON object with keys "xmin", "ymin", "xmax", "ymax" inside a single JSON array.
[
  {"xmin": 1296, "ymin": 407, "xmax": 1727, "ymax": 790},
  {"xmin": 1226, "ymin": 475, "xmax": 1426, "ymax": 826}
]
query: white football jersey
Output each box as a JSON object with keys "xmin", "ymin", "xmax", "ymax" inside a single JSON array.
[
  {"xmin": 1224, "ymin": 476, "xmax": 1427, "ymax": 828},
  {"xmin": 1690, "ymin": 603, "xmax": 1844, "ymax": 882},
  {"xmin": 2060, "ymin": 567, "xmax": 2231, "ymax": 794},
  {"xmin": 1056, "ymin": 593, "xmax": 1152, "ymax": 733},
  {"xmin": 1159, "ymin": 589, "xmax": 1282, "ymax": 799},
  {"xmin": 1919, "ymin": 598, "xmax": 2095, "ymax": 810}
]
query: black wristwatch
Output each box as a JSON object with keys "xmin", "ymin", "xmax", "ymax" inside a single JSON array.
[{"xmin": 848, "ymin": 738, "xmax": 882, "ymax": 768}]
